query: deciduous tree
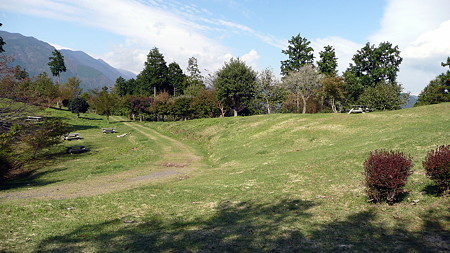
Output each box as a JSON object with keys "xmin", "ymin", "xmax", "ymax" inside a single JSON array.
[
  {"xmin": 68, "ymin": 97, "xmax": 89, "ymax": 118},
  {"xmin": 282, "ymin": 64, "xmax": 323, "ymax": 114},
  {"xmin": 214, "ymin": 58, "xmax": 257, "ymax": 117},
  {"xmin": 22, "ymin": 118, "xmax": 69, "ymax": 159},
  {"xmin": 256, "ymin": 68, "xmax": 285, "ymax": 114},
  {"xmin": 358, "ymin": 82, "xmax": 408, "ymax": 111},
  {"xmin": 343, "ymin": 42, "xmax": 402, "ymax": 102},
  {"xmin": 89, "ymin": 87, "xmax": 119, "ymax": 123},
  {"xmin": 415, "ymin": 66, "xmax": 450, "ymax": 106},
  {"xmin": 321, "ymin": 75, "xmax": 345, "ymax": 113}
]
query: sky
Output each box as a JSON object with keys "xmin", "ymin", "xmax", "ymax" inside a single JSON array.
[{"xmin": 1, "ymin": 0, "xmax": 450, "ymax": 95}]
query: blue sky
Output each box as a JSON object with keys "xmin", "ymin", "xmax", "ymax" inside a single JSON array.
[{"xmin": 1, "ymin": 0, "xmax": 450, "ymax": 94}]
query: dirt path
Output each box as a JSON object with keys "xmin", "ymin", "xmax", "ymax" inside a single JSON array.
[{"xmin": 0, "ymin": 119, "xmax": 202, "ymax": 200}]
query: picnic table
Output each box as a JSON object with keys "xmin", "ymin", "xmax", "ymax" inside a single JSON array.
[
  {"xmin": 64, "ymin": 133, "xmax": 82, "ymax": 141},
  {"xmin": 26, "ymin": 116, "xmax": 43, "ymax": 122},
  {"xmin": 66, "ymin": 146, "xmax": 88, "ymax": 154},
  {"xmin": 102, "ymin": 128, "xmax": 117, "ymax": 134},
  {"xmin": 348, "ymin": 105, "xmax": 372, "ymax": 114}
]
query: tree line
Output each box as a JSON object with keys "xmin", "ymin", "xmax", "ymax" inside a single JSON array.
[
  {"xmin": 1, "ymin": 33, "xmax": 449, "ymax": 122},
  {"xmin": 0, "ymin": 30, "xmax": 448, "ymax": 181}
]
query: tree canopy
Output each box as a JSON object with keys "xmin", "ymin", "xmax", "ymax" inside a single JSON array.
[
  {"xmin": 317, "ymin": 45, "xmax": 338, "ymax": 76},
  {"xmin": 280, "ymin": 33, "xmax": 314, "ymax": 76},
  {"xmin": 136, "ymin": 47, "xmax": 169, "ymax": 96},
  {"xmin": 214, "ymin": 58, "xmax": 257, "ymax": 116},
  {"xmin": 343, "ymin": 42, "xmax": 402, "ymax": 102},
  {"xmin": 415, "ymin": 68, "xmax": 450, "ymax": 106},
  {"xmin": 68, "ymin": 97, "xmax": 89, "ymax": 117},
  {"xmin": 167, "ymin": 62, "xmax": 187, "ymax": 96},
  {"xmin": 0, "ymin": 23, "xmax": 5, "ymax": 53},
  {"xmin": 48, "ymin": 49, "xmax": 67, "ymax": 84},
  {"xmin": 282, "ymin": 65, "xmax": 323, "ymax": 114}
]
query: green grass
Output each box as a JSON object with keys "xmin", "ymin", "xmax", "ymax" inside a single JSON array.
[{"xmin": 0, "ymin": 104, "xmax": 449, "ymax": 252}]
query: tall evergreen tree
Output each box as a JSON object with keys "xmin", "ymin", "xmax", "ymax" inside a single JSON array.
[
  {"xmin": 0, "ymin": 23, "xmax": 5, "ymax": 53},
  {"xmin": 186, "ymin": 56, "xmax": 204, "ymax": 87},
  {"xmin": 317, "ymin": 45, "xmax": 338, "ymax": 76},
  {"xmin": 167, "ymin": 62, "xmax": 186, "ymax": 96},
  {"xmin": 113, "ymin": 76, "xmax": 129, "ymax": 96},
  {"xmin": 280, "ymin": 33, "xmax": 314, "ymax": 76},
  {"xmin": 48, "ymin": 49, "xmax": 67, "ymax": 85},
  {"xmin": 136, "ymin": 47, "xmax": 169, "ymax": 96}
]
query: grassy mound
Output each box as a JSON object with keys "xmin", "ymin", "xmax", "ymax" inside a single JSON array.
[{"xmin": 0, "ymin": 104, "xmax": 448, "ymax": 252}]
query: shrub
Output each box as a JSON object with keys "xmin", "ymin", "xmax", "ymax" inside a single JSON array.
[
  {"xmin": 364, "ymin": 150, "xmax": 413, "ymax": 203},
  {"xmin": 423, "ymin": 145, "xmax": 450, "ymax": 193}
]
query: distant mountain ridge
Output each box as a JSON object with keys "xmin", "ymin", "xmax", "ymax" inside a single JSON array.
[{"xmin": 0, "ymin": 31, "xmax": 136, "ymax": 91}]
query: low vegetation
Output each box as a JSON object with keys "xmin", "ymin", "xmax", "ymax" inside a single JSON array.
[
  {"xmin": 423, "ymin": 145, "xmax": 450, "ymax": 193},
  {"xmin": 1, "ymin": 103, "xmax": 447, "ymax": 252},
  {"xmin": 363, "ymin": 150, "xmax": 413, "ymax": 204}
]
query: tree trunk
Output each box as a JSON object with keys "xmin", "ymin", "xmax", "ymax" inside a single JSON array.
[
  {"xmin": 301, "ymin": 95, "xmax": 307, "ymax": 114},
  {"xmin": 266, "ymin": 98, "xmax": 271, "ymax": 114},
  {"xmin": 233, "ymin": 109, "xmax": 238, "ymax": 117},
  {"xmin": 296, "ymin": 94, "xmax": 301, "ymax": 113},
  {"xmin": 154, "ymin": 86, "xmax": 157, "ymax": 97},
  {"xmin": 330, "ymin": 98, "xmax": 337, "ymax": 113}
]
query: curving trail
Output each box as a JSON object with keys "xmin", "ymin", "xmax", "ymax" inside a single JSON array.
[{"xmin": 0, "ymin": 119, "xmax": 202, "ymax": 200}]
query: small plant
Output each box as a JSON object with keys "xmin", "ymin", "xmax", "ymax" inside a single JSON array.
[
  {"xmin": 423, "ymin": 145, "xmax": 450, "ymax": 193},
  {"xmin": 364, "ymin": 150, "xmax": 413, "ymax": 204}
]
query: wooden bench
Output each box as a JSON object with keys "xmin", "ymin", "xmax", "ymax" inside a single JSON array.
[
  {"xmin": 102, "ymin": 128, "xmax": 117, "ymax": 134},
  {"xmin": 66, "ymin": 146, "xmax": 88, "ymax": 154},
  {"xmin": 64, "ymin": 133, "xmax": 82, "ymax": 141}
]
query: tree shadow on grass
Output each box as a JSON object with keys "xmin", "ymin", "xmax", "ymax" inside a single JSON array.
[
  {"xmin": 78, "ymin": 116, "xmax": 103, "ymax": 121},
  {"xmin": 35, "ymin": 199, "xmax": 449, "ymax": 252},
  {"xmin": 0, "ymin": 167, "xmax": 65, "ymax": 191},
  {"xmin": 422, "ymin": 184, "xmax": 445, "ymax": 197},
  {"xmin": 69, "ymin": 124, "xmax": 99, "ymax": 131}
]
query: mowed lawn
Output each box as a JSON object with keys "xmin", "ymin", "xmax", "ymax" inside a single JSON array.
[{"xmin": 0, "ymin": 103, "xmax": 449, "ymax": 252}]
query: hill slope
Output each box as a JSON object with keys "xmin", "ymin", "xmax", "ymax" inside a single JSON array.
[
  {"xmin": 0, "ymin": 104, "xmax": 448, "ymax": 252},
  {"xmin": 0, "ymin": 31, "xmax": 136, "ymax": 90}
]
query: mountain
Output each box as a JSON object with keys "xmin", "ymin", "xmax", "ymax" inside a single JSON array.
[
  {"xmin": 0, "ymin": 31, "xmax": 136, "ymax": 91},
  {"xmin": 403, "ymin": 95, "xmax": 418, "ymax": 108}
]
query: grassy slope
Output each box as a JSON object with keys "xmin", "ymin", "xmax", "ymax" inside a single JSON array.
[{"xmin": 0, "ymin": 104, "xmax": 449, "ymax": 252}]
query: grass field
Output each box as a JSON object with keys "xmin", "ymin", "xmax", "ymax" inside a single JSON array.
[{"xmin": 0, "ymin": 103, "xmax": 449, "ymax": 252}]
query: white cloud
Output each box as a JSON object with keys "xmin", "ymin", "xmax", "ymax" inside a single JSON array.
[
  {"xmin": 1, "ymin": 0, "xmax": 285, "ymax": 75},
  {"xmin": 49, "ymin": 43, "xmax": 75, "ymax": 51},
  {"xmin": 241, "ymin": 49, "xmax": 261, "ymax": 70},
  {"xmin": 369, "ymin": 0, "xmax": 450, "ymax": 94},
  {"xmin": 1, "ymin": 0, "xmax": 233, "ymax": 74},
  {"xmin": 403, "ymin": 20, "xmax": 450, "ymax": 59}
]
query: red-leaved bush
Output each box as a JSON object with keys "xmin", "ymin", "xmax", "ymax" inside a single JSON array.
[
  {"xmin": 364, "ymin": 150, "xmax": 413, "ymax": 203},
  {"xmin": 423, "ymin": 145, "xmax": 450, "ymax": 193}
]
